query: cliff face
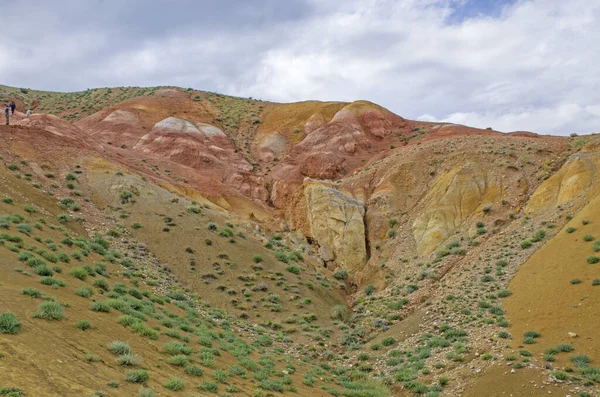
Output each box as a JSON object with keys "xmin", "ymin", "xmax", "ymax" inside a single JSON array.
[
  {"xmin": 526, "ymin": 141, "xmax": 600, "ymax": 215},
  {"xmin": 412, "ymin": 163, "xmax": 503, "ymax": 255},
  {"xmin": 303, "ymin": 182, "xmax": 367, "ymax": 273}
]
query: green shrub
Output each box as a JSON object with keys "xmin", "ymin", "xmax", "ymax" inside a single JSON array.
[
  {"xmin": 93, "ymin": 263, "xmax": 107, "ymax": 276},
  {"xmin": 285, "ymin": 265, "xmax": 300, "ymax": 275},
  {"xmin": 107, "ymin": 381, "xmax": 119, "ymax": 389},
  {"xmin": 187, "ymin": 205, "xmax": 202, "ymax": 214},
  {"xmin": 381, "ymin": 337, "xmax": 396, "ymax": 346},
  {"xmin": 228, "ymin": 364, "xmax": 246, "ymax": 377},
  {"xmin": 108, "ymin": 341, "xmax": 131, "ymax": 355},
  {"xmin": 168, "ymin": 355, "xmax": 190, "ymax": 366},
  {"xmin": 131, "ymin": 322, "xmax": 158, "ymax": 340},
  {"xmin": 365, "ymin": 284, "xmax": 375, "ymax": 295},
  {"xmin": 213, "ymin": 369, "xmax": 228, "ymax": 383},
  {"xmin": 33, "ymin": 264, "xmax": 53, "ymax": 276},
  {"xmin": 120, "ymin": 191, "xmax": 133, "ymax": 202},
  {"xmin": 524, "ymin": 330, "xmax": 541, "ymax": 339},
  {"xmin": 531, "ymin": 230, "xmax": 546, "ymax": 242},
  {"xmin": 489, "ymin": 306, "xmax": 504, "ymax": 316},
  {"xmin": 571, "ymin": 278, "xmax": 582, "ymax": 285},
  {"xmin": 587, "ymin": 256, "xmax": 600, "ymax": 264},
  {"xmin": 520, "ymin": 240, "xmax": 532, "ymax": 249},
  {"xmin": 32, "ymin": 301, "xmax": 64, "ymax": 320},
  {"xmin": 138, "ymin": 388, "xmax": 155, "ymax": 397},
  {"xmin": 107, "ymin": 229, "xmax": 120, "ymax": 238},
  {"xmin": 198, "ymin": 382, "xmax": 217, "ymax": 392},
  {"xmin": 523, "ymin": 337, "xmax": 536, "ymax": 344},
  {"xmin": 0, "ymin": 387, "xmax": 24, "ymax": 396},
  {"xmin": 91, "ymin": 301, "xmax": 111, "ymax": 313},
  {"xmin": 125, "ymin": 369, "xmax": 149, "ymax": 383},
  {"xmin": 274, "ymin": 251, "xmax": 289, "ymax": 263},
  {"xmin": 583, "ymin": 235, "xmax": 595, "ymax": 242},
  {"xmin": 76, "ymin": 287, "xmax": 93, "ymax": 298},
  {"xmin": 544, "ymin": 347, "xmax": 560, "ymax": 355},
  {"xmin": 69, "ymin": 267, "xmax": 88, "ymax": 281},
  {"xmin": 21, "ymin": 287, "xmax": 42, "ymax": 298},
  {"xmin": 570, "ymin": 354, "xmax": 590, "ymax": 368},
  {"xmin": 163, "ymin": 377, "xmax": 185, "ymax": 391},
  {"xmin": 331, "ymin": 305, "xmax": 348, "ymax": 321},
  {"xmin": 0, "ymin": 313, "xmax": 22, "ymax": 334},
  {"xmin": 117, "ymin": 354, "xmax": 142, "ymax": 366},
  {"xmin": 163, "ymin": 341, "xmax": 193, "ymax": 355},
  {"xmin": 77, "ymin": 320, "xmax": 92, "ymax": 330},
  {"xmin": 566, "ymin": 227, "xmax": 576, "ymax": 233},
  {"xmin": 23, "ymin": 205, "xmax": 37, "ymax": 214},
  {"xmin": 184, "ymin": 365, "xmax": 203, "ymax": 377},
  {"xmin": 552, "ymin": 371, "xmax": 568, "ymax": 381},
  {"xmin": 333, "ymin": 269, "xmax": 349, "ymax": 280},
  {"xmin": 557, "ymin": 344, "xmax": 574, "ymax": 352},
  {"xmin": 219, "ymin": 228, "xmax": 233, "ymax": 238},
  {"xmin": 39, "ymin": 276, "xmax": 66, "ymax": 287},
  {"xmin": 93, "ymin": 279, "xmax": 109, "ymax": 291}
]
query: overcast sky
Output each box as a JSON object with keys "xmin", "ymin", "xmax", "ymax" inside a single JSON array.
[{"xmin": 2, "ymin": 0, "xmax": 599, "ymax": 135}]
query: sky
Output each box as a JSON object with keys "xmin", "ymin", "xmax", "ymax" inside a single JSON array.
[{"xmin": 1, "ymin": 0, "xmax": 599, "ymax": 135}]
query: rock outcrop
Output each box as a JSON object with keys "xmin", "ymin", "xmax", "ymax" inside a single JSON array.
[
  {"xmin": 412, "ymin": 163, "xmax": 502, "ymax": 255},
  {"xmin": 133, "ymin": 117, "xmax": 253, "ymax": 173},
  {"xmin": 526, "ymin": 144, "xmax": 600, "ymax": 215},
  {"xmin": 269, "ymin": 101, "xmax": 411, "ymax": 208},
  {"xmin": 302, "ymin": 182, "xmax": 367, "ymax": 273}
]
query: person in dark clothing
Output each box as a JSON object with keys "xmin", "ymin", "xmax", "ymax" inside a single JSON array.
[
  {"xmin": 9, "ymin": 101, "xmax": 15, "ymax": 115},
  {"xmin": 4, "ymin": 105, "xmax": 9, "ymax": 125}
]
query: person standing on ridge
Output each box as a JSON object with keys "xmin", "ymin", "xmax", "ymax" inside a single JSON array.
[
  {"xmin": 9, "ymin": 100, "xmax": 15, "ymax": 115},
  {"xmin": 4, "ymin": 105, "xmax": 9, "ymax": 125}
]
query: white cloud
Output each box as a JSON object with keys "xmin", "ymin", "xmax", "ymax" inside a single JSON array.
[
  {"xmin": 419, "ymin": 103, "xmax": 600, "ymax": 135},
  {"xmin": 2, "ymin": 0, "xmax": 600, "ymax": 135},
  {"xmin": 243, "ymin": 0, "xmax": 600, "ymax": 135}
]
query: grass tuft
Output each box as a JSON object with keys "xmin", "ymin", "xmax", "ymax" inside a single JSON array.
[
  {"xmin": 0, "ymin": 312, "xmax": 22, "ymax": 334},
  {"xmin": 108, "ymin": 341, "xmax": 131, "ymax": 355},
  {"xmin": 163, "ymin": 377, "xmax": 185, "ymax": 391},
  {"xmin": 32, "ymin": 301, "xmax": 64, "ymax": 320}
]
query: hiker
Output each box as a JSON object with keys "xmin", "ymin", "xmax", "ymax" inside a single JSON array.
[
  {"xmin": 4, "ymin": 105, "xmax": 9, "ymax": 125},
  {"xmin": 9, "ymin": 100, "xmax": 15, "ymax": 115},
  {"xmin": 26, "ymin": 109, "xmax": 32, "ymax": 117}
]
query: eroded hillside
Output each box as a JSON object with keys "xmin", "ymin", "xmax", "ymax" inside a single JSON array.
[{"xmin": 1, "ymin": 84, "xmax": 600, "ymax": 397}]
